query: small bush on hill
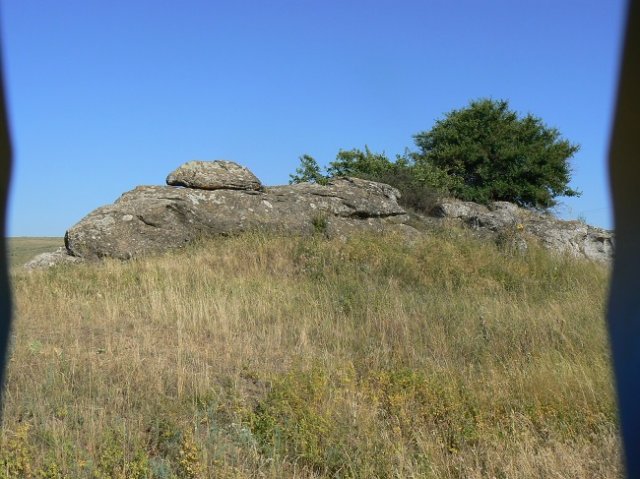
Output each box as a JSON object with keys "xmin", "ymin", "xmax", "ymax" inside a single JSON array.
[
  {"xmin": 291, "ymin": 98, "xmax": 581, "ymax": 211},
  {"xmin": 289, "ymin": 154, "xmax": 329, "ymax": 185},
  {"xmin": 290, "ymin": 147, "xmax": 441, "ymax": 213}
]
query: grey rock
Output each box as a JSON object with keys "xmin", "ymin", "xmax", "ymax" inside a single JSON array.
[
  {"xmin": 584, "ymin": 226, "xmax": 615, "ymax": 261},
  {"xmin": 65, "ymin": 174, "xmax": 412, "ymax": 260},
  {"xmin": 430, "ymin": 201, "xmax": 488, "ymax": 219},
  {"xmin": 63, "ymin": 161, "xmax": 613, "ymax": 264},
  {"xmin": 166, "ymin": 160, "xmax": 262, "ymax": 191},
  {"xmin": 24, "ymin": 247, "xmax": 84, "ymax": 270},
  {"xmin": 431, "ymin": 198, "xmax": 614, "ymax": 263}
]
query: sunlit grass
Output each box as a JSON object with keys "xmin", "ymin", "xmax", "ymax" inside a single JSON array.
[{"xmin": 2, "ymin": 230, "xmax": 619, "ymax": 478}]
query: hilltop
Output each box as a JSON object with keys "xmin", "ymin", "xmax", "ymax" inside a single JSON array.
[{"xmin": 3, "ymin": 228, "xmax": 618, "ymax": 477}]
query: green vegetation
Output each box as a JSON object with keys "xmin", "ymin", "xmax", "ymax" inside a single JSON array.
[
  {"xmin": 7, "ymin": 237, "xmax": 63, "ymax": 268},
  {"xmin": 2, "ymin": 230, "xmax": 618, "ymax": 477},
  {"xmin": 289, "ymin": 154, "xmax": 329, "ymax": 185},
  {"xmin": 290, "ymin": 148, "xmax": 440, "ymax": 214},
  {"xmin": 291, "ymin": 98, "xmax": 580, "ymax": 210},
  {"xmin": 413, "ymin": 99, "xmax": 580, "ymax": 208}
]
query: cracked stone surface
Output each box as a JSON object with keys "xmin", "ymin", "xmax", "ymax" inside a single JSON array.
[
  {"xmin": 64, "ymin": 170, "xmax": 412, "ymax": 260},
  {"xmin": 430, "ymin": 199, "xmax": 614, "ymax": 263},
  {"xmin": 166, "ymin": 160, "xmax": 262, "ymax": 191}
]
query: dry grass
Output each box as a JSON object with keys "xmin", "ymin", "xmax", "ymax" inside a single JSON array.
[
  {"xmin": 1, "ymin": 230, "xmax": 620, "ymax": 478},
  {"xmin": 7, "ymin": 237, "xmax": 63, "ymax": 269}
]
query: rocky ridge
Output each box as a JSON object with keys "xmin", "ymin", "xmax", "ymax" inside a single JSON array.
[
  {"xmin": 429, "ymin": 200, "xmax": 613, "ymax": 263},
  {"xmin": 25, "ymin": 161, "xmax": 613, "ymax": 268},
  {"xmin": 61, "ymin": 161, "xmax": 412, "ymax": 262}
]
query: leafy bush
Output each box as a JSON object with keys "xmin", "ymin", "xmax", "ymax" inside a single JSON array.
[
  {"xmin": 290, "ymin": 147, "xmax": 441, "ymax": 213},
  {"xmin": 326, "ymin": 146, "xmax": 394, "ymax": 178},
  {"xmin": 289, "ymin": 154, "xmax": 329, "ymax": 185},
  {"xmin": 357, "ymin": 165, "xmax": 441, "ymax": 214},
  {"xmin": 413, "ymin": 98, "xmax": 580, "ymax": 208}
]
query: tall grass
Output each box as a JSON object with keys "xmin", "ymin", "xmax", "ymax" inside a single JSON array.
[{"xmin": 2, "ymin": 230, "xmax": 619, "ymax": 478}]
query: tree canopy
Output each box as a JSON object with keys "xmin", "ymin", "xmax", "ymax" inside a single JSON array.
[{"xmin": 412, "ymin": 98, "xmax": 580, "ymax": 208}]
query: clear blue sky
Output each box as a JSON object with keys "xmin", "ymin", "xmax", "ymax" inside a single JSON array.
[{"xmin": 1, "ymin": 0, "xmax": 627, "ymax": 236}]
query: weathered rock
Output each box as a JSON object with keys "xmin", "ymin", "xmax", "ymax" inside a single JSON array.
[
  {"xmin": 60, "ymin": 161, "xmax": 613, "ymax": 264},
  {"xmin": 430, "ymin": 198, "xmax": 614, "ymax": 262},
  {"xmin": 166, "ymin": 160, "xmax": 262, "ymax": 190},
  {"xmin": 65, "ymin": 175, "xmax": 412, "ymax": 260},
  {"xmin": 24, "ymin": 247, "xmax": 84, "ymax": 270},
  {"xmin": 584, "ymin": 226, "xmax": 614, "ymax": 261},
  {"xmin": 430, "ymin": 200, "xmax": 489, "ymax": 219}
]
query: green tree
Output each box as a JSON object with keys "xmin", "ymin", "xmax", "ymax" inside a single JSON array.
[
  {"xmin": 326, "ymin": 146, "xmax": 394, "ymax": 178},
  {"xmin": 289, "ymin": 147, "xmax": 395, "ymax": 185},
  {"xmin": 413, "ymin": 98, "xmax": 580, "ymax": 208},
  {"xmin": 289, "ymin": 154, "xmax": 329, "ymax": 185}
]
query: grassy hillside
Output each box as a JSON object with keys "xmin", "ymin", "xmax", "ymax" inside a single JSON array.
[
  {"xmin": 7, "ymin": 237, "xmax": 63, "ymax": 269},
  {"xmin": 2, "ymin": 230, "xmax": 619, "ymax": 478}
]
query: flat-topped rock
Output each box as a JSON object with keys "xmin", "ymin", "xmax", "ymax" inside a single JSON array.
[
  {"xmin": 64, "ymin": 174, "xmax": 411, "ymax": 261},
  {"xmin": 166, "ymin": 160, "xmax": 262, "ymax": 190}
]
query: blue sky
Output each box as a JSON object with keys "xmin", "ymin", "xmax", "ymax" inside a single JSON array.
[{"xmin": 1, "ymin": 0, "xmax": 627, "ymax": 236}]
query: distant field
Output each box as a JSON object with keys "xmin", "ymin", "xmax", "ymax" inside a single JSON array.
[{"xmin": 7, "ymin": 237, "xmax": 63, "ymax": 268}]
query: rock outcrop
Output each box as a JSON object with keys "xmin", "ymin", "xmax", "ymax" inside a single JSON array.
[
  {"xmin": 63, "ymin": 161, "xmax": 412, "ymax": 261},
  {"xmin": 24, "ymin": 247, "xmax": 84, "ymax": 270},
  {"xmin": 24, "ymin": 160, "xmax": 614, "ymax": 268},
  {"xmin": 166, "ymin": 160, "xmax": 262, "ymax": 191},
  {"xmin": 429, "ymin": 199, "xmax": 613, "ymax": 263}
]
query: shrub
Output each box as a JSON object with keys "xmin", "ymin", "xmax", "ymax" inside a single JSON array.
[
  {"xmin": 289, "ymin": 155, "xmax": 328, "ymax": 185},
  {"xmin": 290, "ymin": 147, "xmax": 442, "ymax": 213},
  {"xmin": 413, "ymin": 98, "xmax": 581, "ymax": 208},
  {"xmin": 357, "ymin": 166, "xmax": 441, "ymax": 213}
]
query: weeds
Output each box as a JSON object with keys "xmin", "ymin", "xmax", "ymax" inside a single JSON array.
[
  {"xmin": 2, "ymin": 232, "xmax": 618, "ymax": 477},
  {"xmin": 311, "ymin": 213, "xmax": 329, "ymax": 237}
]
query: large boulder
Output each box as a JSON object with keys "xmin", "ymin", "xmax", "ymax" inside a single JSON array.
[
  {"xmin": 65, "ymin": 172, "xmax": 412, "ymax": 261},
  {"xmin": 166, "ymin": 160, "xmax": 262, "ymax": 190},
  {"xmin": 430, "ymin": 198, "xmax": 614, "ymax": 262}
]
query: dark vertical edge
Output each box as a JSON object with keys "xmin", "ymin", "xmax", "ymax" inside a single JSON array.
[
  {"xmin": 0, "ymin": 18, "xmax": 12, "ymax": 410},
  {"xmin": 608, "ymin": 0, "xmax": 640, "ymax": 476}
]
